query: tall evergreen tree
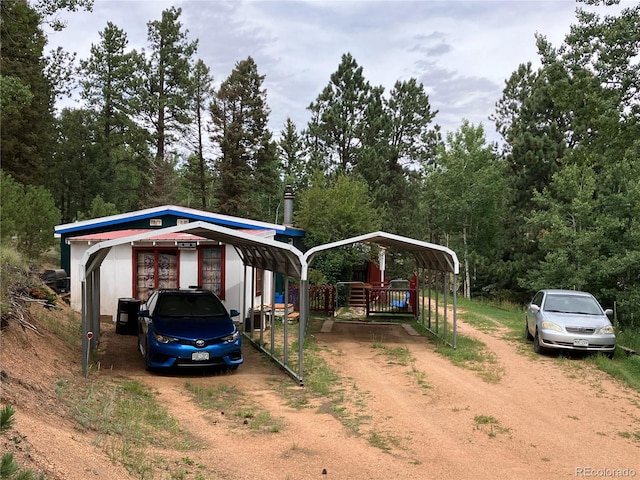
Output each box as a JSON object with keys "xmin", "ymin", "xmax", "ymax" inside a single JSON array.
[
  {"xmin": 491, "ymin": 0, "xmax": 640, "ymax": 312},
  {"xmin": 520, "ymin": 0, "xmax": 640, "ymax": 320},
  {"xmin": 181, "ymin": 59, "xmax": 215, "ymax": 210},
  {"xmin": 78, "ymin": 22, "xmax": 149, "ymax": 212},
  {"xmin": 278, "ymin": 118, "xmax": 307, "ymax": 190},
  {"xmin": 140, "ymin": 6, "xmax": 197, "ymax": 206},
  {"xmin": 252, "ymin": 133, "xmax": 281, "ymax": 223},
  {"xmin": 492, "ymin": 62, "xmax": 568, "ymax": 299},
  {"xmin": 210, "ymin": 57, "xmax": 277, "ymax": 220},
  {"xmin": 386, "ymin": 78, "xmax": 440, "ymax": 170},
  {"xmin": 51, "ymin": 108, "xmax": 100, "ymax": 222},
  {"xmin": 0, "ymin": 0, "xmax": 54, "ymax": 186},
  {"xmin": 356, "ymin": 78, "xmax": 440, "ymax": 237},
  {"xmin": 306, "ymin": 53, "xmax": 373, "ymax": 174}
]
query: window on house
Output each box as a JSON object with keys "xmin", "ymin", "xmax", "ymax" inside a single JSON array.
[
  {"xmin": 135, "ymin": 250, "xmax": 178, "ymax": 301},
  {"xmin": 200, "ymin": 246, "xmax": 225, "ymax": 298}
]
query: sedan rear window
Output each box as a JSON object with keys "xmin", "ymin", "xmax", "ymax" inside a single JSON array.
[{"xmin": 157, "ymin": 294, "xmax": 227, "ymax": 317}]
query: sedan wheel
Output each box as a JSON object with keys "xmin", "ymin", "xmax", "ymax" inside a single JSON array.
[
  {"xmin": 525, "ymin": 321, "xmax": 533, "ymax": 341},
  {"xmin": 137, "ymin": 335, "xmax": 145, "ymax": 357},
  {"xmin": 533, "ymin": 329, "xmax": 546, "ymax": 355},
  {"xmin": 138, "ymin": 335, "xmax": 152, "ymax": 371}
]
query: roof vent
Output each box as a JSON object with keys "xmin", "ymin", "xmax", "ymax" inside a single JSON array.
[{"xmin": 283, "ymin": 185, "xmax": 294, "ymax": 227}]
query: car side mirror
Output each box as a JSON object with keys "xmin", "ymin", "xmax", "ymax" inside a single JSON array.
[
  {"xmin": 138, "ymin": 309, "xmax": 150, "ymax": 318},
  {"xmin": 230, "ymin": 309, "xmax": 240, "ymax": 318},
  {"xmin": 604, "ymin": 308, "xmax": 614, "ymax": 317},
  {"xmin": 529, "ymin": 304, "xmax": 540, "ymax": 313}
]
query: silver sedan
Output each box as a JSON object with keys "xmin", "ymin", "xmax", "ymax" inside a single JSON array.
[{"xmin": 525, "ymin": 289, "xmax": 616, "ymax": 358}]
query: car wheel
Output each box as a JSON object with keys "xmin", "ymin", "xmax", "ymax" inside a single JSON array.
[
  {"xmin": 137, "ymin": 334, "xmax": 144, "ymax": 356},
  {"xmin": 525, "ymin": 320, "xmax": 533, "ymax": 341},
  {"xmin": 139, "ymin": 336, "xmax": 152, "ymax": 371},
  {"xmin": 533, "ymin": 329, "xmax": 546, "ymax": 355}
]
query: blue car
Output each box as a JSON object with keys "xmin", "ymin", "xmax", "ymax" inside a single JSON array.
[{"xmin": 137, "ymin": 288, "xmax": 243, "ymax": 371}]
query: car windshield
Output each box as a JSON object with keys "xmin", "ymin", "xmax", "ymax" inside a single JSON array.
[
  {"xmin": 543, "ymin": 294, "xmax": 601, "ymax": 315},
  {"xmin": 157, "ymin": 294, "xmax": 227, "ymax": 317}
]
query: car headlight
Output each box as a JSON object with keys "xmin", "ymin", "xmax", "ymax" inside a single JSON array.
[
  {"xmin": 222, "ymin": 331, "xmax": 239, "ymax": 343},
  {"xmin": 153, "ymin": 332, "xmax": 179, "ymax": 344},
  {"xmin": 540, "ymin": 320, "xmax": 563, "ymax": 332},
  {"xmin": 596, "ymin": 325, "xmax": 615, "ymax": 334}
]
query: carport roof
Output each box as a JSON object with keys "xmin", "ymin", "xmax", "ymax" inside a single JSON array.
[
  {"xmin": 80, "ymin": 221, "xmax": 304, "ymax": 278},
  {"xmin": 303, "ymin": 231, "xmax": 459, "ymax": 275}
]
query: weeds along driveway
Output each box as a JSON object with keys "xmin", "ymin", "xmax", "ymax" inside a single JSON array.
[{"xmin": 91, "ymin": 317, "xmax": 640, "ymax": 480}]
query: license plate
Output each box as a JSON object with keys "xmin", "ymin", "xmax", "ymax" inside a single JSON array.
[
  {"xmin": 573, "ymin": 339, "xmax": 589, "ymax": 347},
  {"xmin": 191, "ymin": 351, "xmax": 210, "ymax": 361}
]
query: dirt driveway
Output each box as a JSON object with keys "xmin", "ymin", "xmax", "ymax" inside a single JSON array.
[{"xmin": 2, "ymin": 312, "xmax": 639, "ymax": 480}]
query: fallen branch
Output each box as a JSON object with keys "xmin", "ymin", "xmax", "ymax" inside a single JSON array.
[{"xmin": 8, "ymin": 299, "xmax": 44, "ymax": 337}]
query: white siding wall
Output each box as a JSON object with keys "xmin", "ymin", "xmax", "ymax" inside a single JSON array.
[{"xmin": 69, "ymin": 243, "xmax": 133, "ymax": 319}]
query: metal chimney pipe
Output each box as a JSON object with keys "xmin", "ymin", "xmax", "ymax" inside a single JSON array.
[{"xmin": 283, "ymin": 185, "xmax": 294, "ymax": 226}]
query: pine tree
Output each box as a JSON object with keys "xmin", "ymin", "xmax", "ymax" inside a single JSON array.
[
  {"xmin": 51, "ymin": 108, "xmax": 100, "ymax": 222},
  {"xmin": 181, "ymin": 59, "xmax": 215, "ymax": 210},
  {"xmin": 210, "ymin": 57, "xmax": 277, "ymax": 220},
  {"xmin": 0, "ymin": 0, "xmax": 54, "ymax": 186},
  {"xmin": 140, "ymin": 7, "xmax": 197, "ymax": 206},
  {"xmin": 278, "ymin": 118, "xmax": 307, "ymax": 190},
  {"xmin": 78, "ymin": 22, "xmax": 149, "ymax": 213},
  {"xmin": 306, "ymin": 53, "xmax": 372, "ymax": 174}
]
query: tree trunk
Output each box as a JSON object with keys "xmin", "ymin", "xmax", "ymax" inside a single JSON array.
[{"xmin": 463, "ymin": 226, "xmax": 471, "ymax": 300}]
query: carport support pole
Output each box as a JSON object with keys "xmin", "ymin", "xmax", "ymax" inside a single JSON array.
[
  {"xmin": 298, "ymin": 278, "xmax": 309, "ymax": 385},
  {"xmin": 444, "ymin": 271, "xmax": 448, "ymax": 341},
  {"xmin": 242, "ymin": 265, "xmax": 248, "ymax": 335},
  {"xmin": 91, "ymin": 271, "xmax": 100, "ymax": 345},
  {"xmin": 270, "ymin": 271, "xmax": 276, "ymax": 356},
  {"xmin": 81, "ymin": 270, "xmax": 100, "ymax": 377},
  {"xmin": 283, "ymin": 273, "xmax": 289, "ymax": 365},
  {"xmin": 452, "ymin": 274, "xmax": 457, "ymax": 349},
  {"xmin": 428, "ymin": 272, "xmax": 433, "ymax": 329},
  {"xmin": 81, "ymin": 280, "xmax": 88, "ymax": 377}
]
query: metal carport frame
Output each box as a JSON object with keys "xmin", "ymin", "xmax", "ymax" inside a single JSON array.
[
  {"xmin": 78, "ymin": 221, "xmax": 305, "ymax": 377},
  {"xmin": 79, "ymin": 225, "xmax": 459, "ymax": 385},
  {"xmin": 302, "ymin": 231, "xmax": 460, "ymax": 348}
]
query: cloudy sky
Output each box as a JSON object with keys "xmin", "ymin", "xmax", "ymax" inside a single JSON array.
[{"xmin": 45, "ymin": 0, "xmax": 620, "ymax": 144}]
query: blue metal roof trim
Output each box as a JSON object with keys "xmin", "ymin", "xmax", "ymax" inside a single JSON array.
[{"xmin": 55, "ymin": 208, "xmax": 305, "ymax": 237}]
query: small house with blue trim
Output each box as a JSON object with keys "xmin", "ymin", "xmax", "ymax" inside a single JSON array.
[{"xmin": 54, "ymin": 205, "xmax": 305, "ymax": 320}]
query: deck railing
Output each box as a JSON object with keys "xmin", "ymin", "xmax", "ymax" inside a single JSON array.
[
  {"xmin": 309, "ymin": 285, "xmax": 336, "ymax": 315},
  {"xmin": 366, "ymin": 288, "xmax": 416, "ymax": 316}
]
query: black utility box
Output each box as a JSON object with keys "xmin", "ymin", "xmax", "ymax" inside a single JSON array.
[{"xmin": 116, "ymin": 298, "xmax": 141, "ymax": 335}]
